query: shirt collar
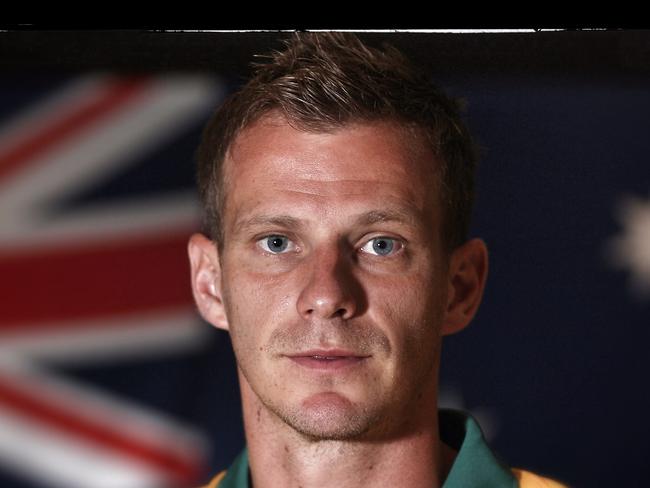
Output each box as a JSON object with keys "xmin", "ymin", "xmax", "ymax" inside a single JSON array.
[
  {"xmin": 218, "ymin": 409, "xmax": 516, "ymax": 488},
  {"xmin": 438, "ymin": 409, "xmax": 516, "ymax": 488}
]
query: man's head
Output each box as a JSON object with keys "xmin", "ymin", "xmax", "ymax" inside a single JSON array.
[
  {"xmin": 196, "ymin": 33, "xmax": 478, "ymax": 255},
  {"xmin": 189, "ymin": 33, "xmax": 488, "ymax": 443}
]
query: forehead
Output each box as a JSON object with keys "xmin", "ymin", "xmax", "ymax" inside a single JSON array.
[{"xmin": 222, "ymin": 115, "xmax": 441, "ymax": 230}]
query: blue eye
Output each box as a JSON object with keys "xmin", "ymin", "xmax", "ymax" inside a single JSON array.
[
  {"xmin": 259, "ymin": 235, "xmax": 294, "ymax": 254},
  {"xmin": 361, "ymin": 237, "xmax": 401, "ymax": 256}
]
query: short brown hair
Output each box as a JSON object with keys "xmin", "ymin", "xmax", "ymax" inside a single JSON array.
[{"xmin": 197, "ymin": 33, "xmax": 478, "ymax": 253}]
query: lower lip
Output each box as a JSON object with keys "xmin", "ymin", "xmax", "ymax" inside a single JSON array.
[{"xmin": 288, "ymin": 356, "xmax": 367, "ymax": 370}]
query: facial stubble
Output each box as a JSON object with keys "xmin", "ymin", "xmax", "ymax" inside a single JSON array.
[{"xmin": 233, "ymin": 317, "xmax": 440, "ymax": 443}]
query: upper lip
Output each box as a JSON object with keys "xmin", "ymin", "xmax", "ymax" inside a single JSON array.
[{"xmin": 287, "ymin": 349, "xmax": 370, "ymax": 358}]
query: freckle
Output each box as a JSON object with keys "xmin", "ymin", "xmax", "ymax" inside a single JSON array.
[
  {"xmin": 284, "ymin": 445, "xmax": 289, "ymax": 453},
  {"xmin": 259, "ymin": 347, "xmax": 263, "ymax": 351},
  {"xmin": 368, "ymin": 464, "xmax": 374, "ymax": 470}
]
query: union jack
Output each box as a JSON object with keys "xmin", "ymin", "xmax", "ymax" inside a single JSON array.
[{"xmin": 0, "ymin": 73, "xmax": 225, "ymax": 488}]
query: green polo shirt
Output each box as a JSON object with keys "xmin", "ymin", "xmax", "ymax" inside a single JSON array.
[{"xmin": 214, "ymin": 409, "xmax": 517, "ymax": 488}]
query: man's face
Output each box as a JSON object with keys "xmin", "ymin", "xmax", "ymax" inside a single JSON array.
[{"xmin": 205, "ymin": 115, "xmax": 455, "ymax": 441}]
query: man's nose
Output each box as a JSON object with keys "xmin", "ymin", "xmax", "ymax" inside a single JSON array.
[{"xmin": 296, "ymin": 245, "xmax": 363, "ymax": 321}]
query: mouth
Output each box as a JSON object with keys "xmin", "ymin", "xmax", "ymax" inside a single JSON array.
[{"xmin": 286, "ymin": 350, "xmax": 370, "ymax": 371}]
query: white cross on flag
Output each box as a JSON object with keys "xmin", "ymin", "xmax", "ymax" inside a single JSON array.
[{"xmin": 0, "ymin": 74, "xmax": 225, "ymax": 488}]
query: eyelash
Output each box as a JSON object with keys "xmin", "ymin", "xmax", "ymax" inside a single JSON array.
[
  {"xmin": 359, "ymin": 236, "xmax": 403, "ymax": 256},
  {"xmin": 257, "ymin": 235, "xmax": 298, "ymax": 254},
  {"xmin": 255, "ymin": 235, "xmax": 403, "ymax": 257}
]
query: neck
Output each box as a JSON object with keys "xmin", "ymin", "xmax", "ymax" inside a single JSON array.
[{"xmin": 239, "ymin": 371, "xmax": 454, "ymax": 488}]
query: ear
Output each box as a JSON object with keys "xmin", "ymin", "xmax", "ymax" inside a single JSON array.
[
  {"xmin": 441, "ymin": 238, "xmax": 489, "ymax": 336},
  {"xmin": 188, "ymin": 233, "xmax": 229, "ymax": 330}
]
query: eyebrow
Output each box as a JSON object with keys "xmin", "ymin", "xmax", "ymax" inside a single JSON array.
[
  {"xmin": 352, "ymin": 209, "xmax": 419, "ymax": 227},
  {"xmin": 233, "ymin": 215, "xmax": 305, "ymax": 235},
  {"xmin": 233, "ymin": 209, "xmax": 419, "ymax": 236}
]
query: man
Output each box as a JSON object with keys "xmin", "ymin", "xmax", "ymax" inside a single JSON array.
[{"xmin": 188, "ymin": 33, "xmax": 566, "ymax": 488}]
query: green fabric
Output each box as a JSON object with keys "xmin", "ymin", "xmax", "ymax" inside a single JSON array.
[
  {"xmin": 439, "ymin": 409, "xmax": 516, "ymax": 488},
  {"xmin": 217, "ymin": 449, "xmax": 250, "ymax": 488},
  {"xmin": 217, "ymin": 409, "xmax": 516, "ymax": 488}
]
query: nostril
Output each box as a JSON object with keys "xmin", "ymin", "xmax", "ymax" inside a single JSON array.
[
  {"xmin": 334, "ymin": 308, "xmax": 347, "ymax": 317},
  {"xmin": 296, "ymin": 270, "xmax": 360, "ymax": 320}
]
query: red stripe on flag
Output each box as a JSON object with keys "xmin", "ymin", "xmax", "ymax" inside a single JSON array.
[
  {"xmin": 0, "ymin": 373, "xmax": 203, "ymax": 484},
  {"xmin": 0, "ymin": 229, "xmax": 195, "ymax": 330},
  {"xmin": 0, "ymin": 77, "xmax": 152, "ymax": 184}
]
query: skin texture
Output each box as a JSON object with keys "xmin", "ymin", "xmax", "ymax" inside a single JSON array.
[{"xmin": 189, "ymin": 113, "xmax": 488, "ymax": 488}]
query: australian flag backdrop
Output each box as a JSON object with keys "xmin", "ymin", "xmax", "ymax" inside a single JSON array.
[{"xmin": 0, "ymin": 31, "xmax": 648, "ymax": 488}]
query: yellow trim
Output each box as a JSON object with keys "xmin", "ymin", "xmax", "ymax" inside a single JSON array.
[
  {"xmin": 198, "ymin": 470, "xmax": 226, "ymax": 488},
  {"xmin": 512, "ymin": 468, "xmax": 568, "ymax": 488}
]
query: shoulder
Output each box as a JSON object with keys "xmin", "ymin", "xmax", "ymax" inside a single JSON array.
[
  {"xmin": 199, "ymin": 467, "xmax": 567, "ymax": 488},
  {"xmin": 512, "ymin": 468, "xmax": 569, "ymax": 488}
]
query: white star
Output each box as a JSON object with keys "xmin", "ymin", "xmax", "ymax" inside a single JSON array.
[{"xmin": 607, "ymin": 194, "xmax": 650, "ymax": 298}]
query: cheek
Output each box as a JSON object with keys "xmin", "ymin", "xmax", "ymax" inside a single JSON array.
[
  {"xmin": 222, "ymin": 267, "xmax": 294, "ymax": 347},
  {"xmin": 368, "ymin": 270, "xmax": 446, "ymax": 358}
]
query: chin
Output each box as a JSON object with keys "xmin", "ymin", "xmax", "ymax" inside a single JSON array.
[{"xmin": 277, "ymin": 392, "xmax": 381, "ymax": 441}]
